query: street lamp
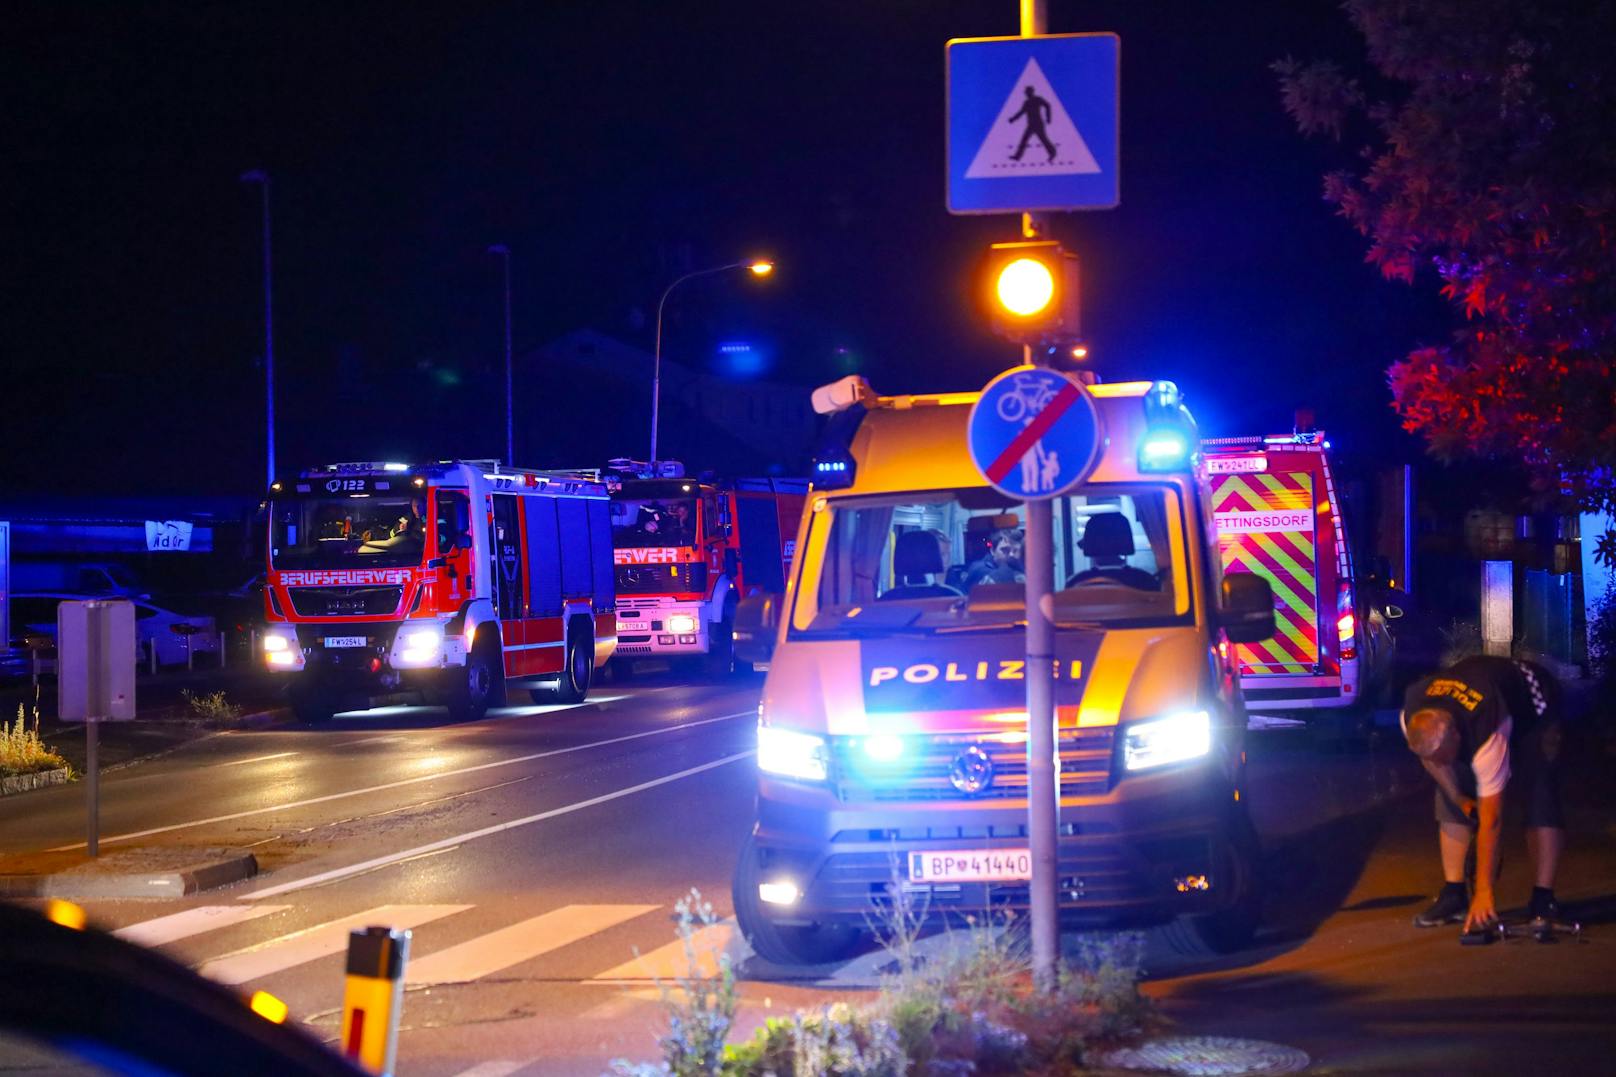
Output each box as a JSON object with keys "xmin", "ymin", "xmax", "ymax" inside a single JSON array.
[
  {"xmin": 650, "ymin": 259, "xmax": 774, "ymax": 466},
  {"xmin": 239, "ymin": 170, "xmax": 274, "ymax": 488},
  {"xmin": 487, "ymin": 244, "xmax": 513, "ymax": 464}
]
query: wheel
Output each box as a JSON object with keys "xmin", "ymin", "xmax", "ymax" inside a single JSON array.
[
  {"xmin": 732, "ymin": 834, "xmax": 865, "ymax": 967},
  {"xmin": 288, "ymin": 681, "xmax": 336, "ymax": 724},
  {"xmin": 704, "ymin": 607, "xmax": 736, "ymax": 679},
  {"xmin": 533, "ymin": 625, "xmax": 592, "ymax": 704},
  {"xmin": 1156, "ymin": 809, "xmax": 1262, "ymax": 957},
  {"xmin": 446, "ymin": 637, "xmax": 500, "ymax": 722}
]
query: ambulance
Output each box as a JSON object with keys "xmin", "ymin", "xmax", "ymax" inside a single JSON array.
[
  {"xmin": 730, "ymin": 376, "xmax": 1277, "ymax": 964},
  {"xmin": 604, "ymin": 460, "xmax": 806, "ymax": 675},
  {"xmin": 1202, "ymin": 429, "xmax": 1392, "ymax": 740},
  {"xmin": 260, "ymin": 461, "xmax": 616, "ymax": 723}
]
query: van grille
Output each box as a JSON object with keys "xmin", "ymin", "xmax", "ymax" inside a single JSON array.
[{"xmin": 832, "ymin": 729, "xmax": 1114, "ymax": 802}]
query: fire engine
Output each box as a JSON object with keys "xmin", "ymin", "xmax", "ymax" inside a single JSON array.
[
  {"xmin": 260, "ymin": 461, "xmax": 616, "ymax": 723},
  {"xmin": 601, "ymin": 460, "xmax": 806, "ymax": 675},
  {"xmin": 1202, "ymin": 426, "xmax": 1392, "ymax": 742}
]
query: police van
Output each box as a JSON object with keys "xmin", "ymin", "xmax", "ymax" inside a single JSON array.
[{"xmin": 731, "ymin": 376, "xmax": 1276, "ymax": 964}]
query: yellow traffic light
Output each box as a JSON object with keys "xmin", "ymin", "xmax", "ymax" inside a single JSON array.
[
  {"xmin": 996, "ymin": 258, "xmax": 1055, "ymax": 316},
  {"xmin": 981, "ymin": 240, "xmax": 1081, "ymax": 345},
  {"xmin": 748, "ymin": 260, "xmax": 775, "ymax": 276}
]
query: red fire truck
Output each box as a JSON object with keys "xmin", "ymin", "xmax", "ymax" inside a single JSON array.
[
  {"xmin": 260, "ymin": 461, "xmax": 616, "ymax": 723},
  {"xmin": 604, "ymin": 460, "xmax": 806, "ymax": 675},
  {"xmin": 1202, "ymin": 430, "xmax": 1392, "ymax": 740}
]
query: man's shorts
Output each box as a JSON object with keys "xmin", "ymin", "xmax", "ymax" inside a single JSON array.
[{"xmin": 1435, "ymin": 719, "xmax": 1565, "ymax": 828}]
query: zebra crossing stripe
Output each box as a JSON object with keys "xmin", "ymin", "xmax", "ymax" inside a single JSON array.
[
  {"xmin": 114, "ymin": 904, "xmax": 291, "ymax": 948},
  {"xmin": 197, "ymin": 904, "xmax": 471, "ymax": 986},
  {"xmin": 405, "ymin": 904, "xmax": 659, "ymax": 985},
  {"xmin": 592, "ymin": 919, "xmax": 746, "ymax": 982}
]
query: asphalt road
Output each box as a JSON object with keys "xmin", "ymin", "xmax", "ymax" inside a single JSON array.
[{"xmin": 2, "ymin": 678, "xmax": 1612, "ymax": 1075}]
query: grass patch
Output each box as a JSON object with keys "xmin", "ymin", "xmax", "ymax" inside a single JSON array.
[
  {"xmin": 0, "ymin": 705, "xmax": 70, "ymax": 779},
  {"xmin": 179, "ymin": 689, "xmax": 244, "ymax": 726}
]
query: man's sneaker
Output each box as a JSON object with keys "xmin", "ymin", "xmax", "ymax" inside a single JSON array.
[
  {"xmin": 1527, "ymin": 892, "xmax": 1561, "ymax": 922},
  {"xmin": 1413, "ymin": 884, "xmax": 1468, "ymax": 927}
]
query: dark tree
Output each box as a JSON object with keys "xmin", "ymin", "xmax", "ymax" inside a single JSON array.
[{"xmin": 1276, "ymin": 0, "xmax": 1616, "ymax": 559}]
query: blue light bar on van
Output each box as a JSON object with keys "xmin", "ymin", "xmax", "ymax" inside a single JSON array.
[{"xmin": 812, "ymin": 448, "xmax": 856, "ymax": 489}]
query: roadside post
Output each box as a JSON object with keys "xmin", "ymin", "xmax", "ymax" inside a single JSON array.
[
  {"xmin": 968, "ymin": 367, "xmax": 1102, "ymax": 989},
  {"xmin": 57, "ymin": 598, "xmax": 137, "ymax": 857},
  {"xmin": 340, "ymin": 926, "xmax": 411, "ymax": 1076}
]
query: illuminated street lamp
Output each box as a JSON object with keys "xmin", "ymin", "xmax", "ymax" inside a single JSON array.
[{"xmin": 650, "ymin": 259, "xmax": 774, "ymax": 466}]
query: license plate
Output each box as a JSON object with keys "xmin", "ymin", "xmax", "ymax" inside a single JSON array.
[
  {"xmin": 324, "ymin": 636, "xmax": 367, "ymax": 649},
  {"xmin": 908, "ymin": 849, "xmax": 1032, "ymax": 883}
]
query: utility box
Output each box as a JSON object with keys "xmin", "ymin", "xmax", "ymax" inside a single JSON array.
[{"xmin": 58, "ymin": 598, "xmax": 137, "ymax": 721}]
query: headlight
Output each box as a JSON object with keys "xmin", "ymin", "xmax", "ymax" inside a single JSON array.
[
  {"xmin": 403, "ymin": 627, "xmax": 442, "ymax": 651},
  {"xmin": 756, "ymin": 724, "xmax": 829, "ymax": 782},
  {"xmin": 1123, "ymin": 710, "xmax": 1212, "ymax": 771},
  {"xmin": 668, "ymin": 614, "xmax": 698, "ymax": 635},
  {"xmin": 263, "ymin": 635, "xmax": 289, "ymax": 652}
]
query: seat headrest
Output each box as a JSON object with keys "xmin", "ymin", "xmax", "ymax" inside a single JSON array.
[
  {"xmin": 893, "ymin": 530, "xmax": 945, "ymax": 582},
  {"xmin": 1079, "ymin": 513, "xmax": 1136, "ymax": 559}
]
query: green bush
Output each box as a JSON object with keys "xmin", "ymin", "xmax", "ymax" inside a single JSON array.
[
  {"xmin": 180, "ymin": 689, "xmax": 243, "ymax": 725},
  {"xmin": 0, "ymin": 704, "xmax": 68, "ymax": 779}
]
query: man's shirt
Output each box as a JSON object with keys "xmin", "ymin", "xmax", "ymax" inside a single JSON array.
[{"xmin": 1401, "ymin": 655, "xmax": 1551, "ymax": 797}]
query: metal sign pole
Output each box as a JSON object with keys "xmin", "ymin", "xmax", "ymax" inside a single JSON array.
[{"xmin": 86, "ymin": 604, "xmax": 103, "ymax": 858}]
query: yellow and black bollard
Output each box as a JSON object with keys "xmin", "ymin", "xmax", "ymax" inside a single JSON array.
[{"xmin": 340, "ymin": 926, "xmax": 410, "ymax": 1075}]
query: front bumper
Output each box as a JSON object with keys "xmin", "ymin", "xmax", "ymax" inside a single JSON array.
[
  {"xmin": 612, "ymin": 606, "xmax": 708, "ymax": 657},
  {"xmin": 261, "ymin": 621, "xmax": 467, "ymax": 683},
  {"xmin": 750, "ymin": 760, "xmax": 1245, "ymax": 929}
]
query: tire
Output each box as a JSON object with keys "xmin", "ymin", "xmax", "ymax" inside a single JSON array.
[
  {"xmin": 288, "ymin": 681, "xmax": 336, "ymax": 724},
  {"xmin": 446, "ymin": 636, "xmax": 500, "ymax": 722},
  {"xmin": 732, "ymin": 834, "xmax": 865, "ymax": 967},
  {"xmin": 1156, "ymin": 810, "xmax": 1263, "ymax": 957},
  {"xmin": 533, "ymin": 623, "xmax": 592, "ymax": 704},
  {"xmin": 704, "ymin": 606, "xmax": 736, "ymax": 679}
]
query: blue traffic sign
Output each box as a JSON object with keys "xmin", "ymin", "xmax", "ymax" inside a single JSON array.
[
  {"xmin": 947, "ymin": 33, "xmax": 1120, "ymax": 215},
  {"xmin": 967, "ymin": 366, "xmax": 1102, "ymax": 500}
]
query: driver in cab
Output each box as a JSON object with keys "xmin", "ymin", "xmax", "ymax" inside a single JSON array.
[{"xmin": 360, "ymin": 502, "xmax": 425, "ymax": 555}]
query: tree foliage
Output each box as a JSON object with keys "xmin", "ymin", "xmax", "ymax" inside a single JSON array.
[{"xmin": 1276, "ymin": 0, "xmax": 1616, "ymax": 521}]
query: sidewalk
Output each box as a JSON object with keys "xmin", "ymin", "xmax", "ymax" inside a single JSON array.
[{"xmin": 2, "ymin": 666, "xmax": 286, "ymax": 774}]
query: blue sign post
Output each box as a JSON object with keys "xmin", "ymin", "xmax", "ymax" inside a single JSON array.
[
  {"xmin": 946, "ymin": 33, "xmax": 1120, "ymax": 215},
  {"xmin": 967, "ymin": 366, "xmax": 1101, "ymax": 500}
]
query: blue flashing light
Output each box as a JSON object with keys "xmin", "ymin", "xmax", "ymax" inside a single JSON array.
[
  {"xmin": 1138, "ymin": 426, "xmax": 1192, "ymax": 472},
  {"xmin": 718, "ymin": 341, "xmax": 753, "ymax": 354},
  {"xmin": 863, "ymin": 733, "xmax": 904, "ymax": 763},
  {"xmin": 812, "ymin": 450, "xmax": 856, "ymax": 489}
]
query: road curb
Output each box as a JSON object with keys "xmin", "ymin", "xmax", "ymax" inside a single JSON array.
[
  {"xmin": 0, "ymin": 847, "xmax": 258, "ymax": 900},
  {"xmin": 0, "ymin": 766, "xmax": 73, "ymax": 798}
]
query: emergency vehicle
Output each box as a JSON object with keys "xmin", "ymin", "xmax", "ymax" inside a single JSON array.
[
  {"xmin": 603, "ymin": 460, "xmax": 806, "ymax": 675},
  {"xmin": 1202, "ymin": 428, "xmax": 1391, "ymax": 739},
  {"xmin": 260, "ymin": 461, "xmax": 615, "ymax": 723},
  {"xmin": 730, "ymin": 376, "xmax": 1277, "ymax": 965}
]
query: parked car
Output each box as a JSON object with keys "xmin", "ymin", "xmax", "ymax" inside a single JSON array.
[
  {"xmin": 11, "ymin": 561, "xmax": 150, "ymax": 599},
  {"xmin": 10, "ymin": 592, "xmax": 221, "ymax": 668}
]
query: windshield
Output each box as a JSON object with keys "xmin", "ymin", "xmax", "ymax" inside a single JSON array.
[
  {"xmin": 793, "ymin": 483, "xmax": 1190, "ymax": 635},
  {"xmin": 269, "ymin": 495, "xmax": 428, "ymax": 570},
  {"xmin": 611, "ymin": 496, "xmax": 698, "ymax": 547}
]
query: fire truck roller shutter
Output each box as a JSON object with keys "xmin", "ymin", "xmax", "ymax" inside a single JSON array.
[
  {"xmin": 735, "ymin": 493, "xmax": 785, "ymax": 594},
  {"xmin": 524, "ymin": 497, "xmax": 563, "ymax": 618},
  {"xmin": 557, "ymin": 499, "xmax": 591, "ymax": 599},
  {"xmin": 586, "ymin": 499, "xmax": 614, "ymax": 614}
]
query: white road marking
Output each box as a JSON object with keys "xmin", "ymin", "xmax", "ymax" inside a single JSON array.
[
  {"xmin": 405, "ymin": 904, "xmax": 658, "ymax": 985},
  {"xmin": 49, "ymin": 711, "xmax": 753, "ymax": 852},
  {"xmin": 235, "ymin": 750, "xmax": 754, "ymax": 900},
  {"xmin": 449, "ymin": 1063, "xmax": 529, "ymax": 1077},
  {"xmin": 212, "ymin": 751, "xmax": 299, "ymax": 767},
  {"xmin": 197, "ymin": 904, "xmax": 470, "ymax": 985},
  {"xmin": 113, "ymin": 904, "xmax": 291, "ymax": 947},
  {"xmin": 592, "ymin": 918, "xmax": 747, "ymax": 982}
]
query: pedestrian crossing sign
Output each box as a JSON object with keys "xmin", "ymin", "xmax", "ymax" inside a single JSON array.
[{"xmin": 947, "ymin": 33, "xmax": 1120, "ymax": 214}]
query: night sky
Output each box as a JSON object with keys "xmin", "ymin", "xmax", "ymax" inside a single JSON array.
[{"xmin": 7, "ymin": 1, "xmax": 1450, "ymax": 497}]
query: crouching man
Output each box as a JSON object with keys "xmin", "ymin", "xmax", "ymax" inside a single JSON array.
[{"xmin": 1402, "ymin": 655, "xmax": 1565, "ymax": 931}]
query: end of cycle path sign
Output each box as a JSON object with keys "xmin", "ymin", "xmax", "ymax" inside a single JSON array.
[
  {"xmin": 947, "ymin": 32, "xmax": 1119, "ymax": 215},
  {"xmin": 968, "ymin": 366, "xmax": 1102, "ymax": 500}
]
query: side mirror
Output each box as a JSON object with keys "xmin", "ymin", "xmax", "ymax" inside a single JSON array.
[
  {"xmin": 457, "ymin": 533, "xmax": 473, "ymax": 550},
  {"xmin": 733, "ymin": 593, "xmax": 781, "ymax": 667},
  {"xmin": 1220, "ymin": 573, "xmax": 1275, "ymax": 644}
]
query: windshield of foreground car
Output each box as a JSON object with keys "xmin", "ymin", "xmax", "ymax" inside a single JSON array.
[
  {"xmin": 793, "ymin": 483, "xmax": 1191, "ymax": 635},
  {"xmin": 269, "ymin": 495, "xmax": 428, "ymax": 570}
]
